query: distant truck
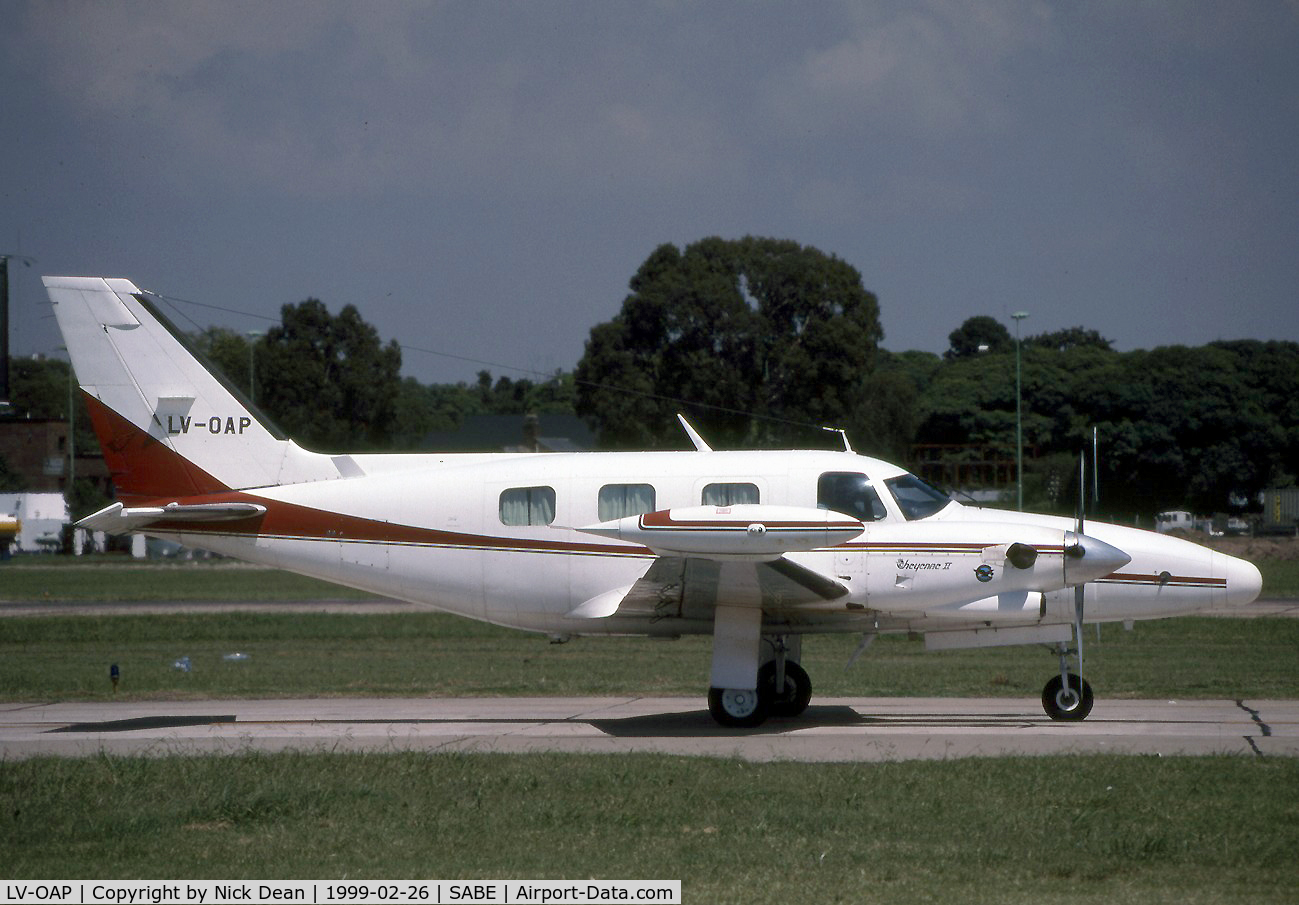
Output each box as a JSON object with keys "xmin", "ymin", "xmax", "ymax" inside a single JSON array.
[
  {"xmin": 1156, "ymin": 510, "xmax": 1196, "ymax": 534},
  {"xmin": 1258, "ymin": 488, "xmax": 1299, "ymax": 536}
]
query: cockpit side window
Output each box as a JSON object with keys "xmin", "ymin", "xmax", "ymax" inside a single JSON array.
[
  {"xmin": 884, "ymin": 474, "xmax": 951, "ymax": 521},
  {"xmin": 817, "ymin": 472, "xmax": 887, "ymax": 522}
]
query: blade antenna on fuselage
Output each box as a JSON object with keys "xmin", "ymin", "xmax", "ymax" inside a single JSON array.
[
  {"xmin": 822, "ymin": 426, "xmax": 853, "ymax": 453},
  {"xmin": 677, "ymin": 415, "xmax": 713, "ymax": 452}
]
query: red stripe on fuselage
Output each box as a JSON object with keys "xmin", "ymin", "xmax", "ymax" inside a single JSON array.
[{"xmin": 142, "ymin": 491, "xmax": 649, "ymax": 558}]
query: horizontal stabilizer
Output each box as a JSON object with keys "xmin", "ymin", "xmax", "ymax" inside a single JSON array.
[{"xmin": 78, "ymin": 501, "xmax": 267, "ymax": 533}]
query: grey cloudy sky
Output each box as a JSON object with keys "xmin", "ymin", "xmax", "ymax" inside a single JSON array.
[{"xmin": 3, "ymin": 1, "xmax": 1297, "ymax": 385}]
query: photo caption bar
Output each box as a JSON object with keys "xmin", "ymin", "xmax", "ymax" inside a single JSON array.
[{"xmin": 0, "ymin": 881, "xmax": 681, "ymax": 905}]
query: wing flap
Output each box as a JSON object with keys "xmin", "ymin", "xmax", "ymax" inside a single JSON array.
[{"xmin": 573, "ymin": 555, "xmax": 848, "ymax": 621}]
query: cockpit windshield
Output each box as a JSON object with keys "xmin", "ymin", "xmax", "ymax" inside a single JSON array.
[{"xmin": 883, "ymin": 474, "xmax": 952, "ymax": 520}]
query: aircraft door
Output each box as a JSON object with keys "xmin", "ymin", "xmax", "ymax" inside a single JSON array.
[
  {"xmin": 834, "ymin": 525, "xmax": 868, "ymax": 598},
  {"xmin": 818, "ymin": 472, "xmax": 877, "ymax": 601},
  {"xmin": 484, "ymin": 481, "xmax": 572, "ymax": 626}
]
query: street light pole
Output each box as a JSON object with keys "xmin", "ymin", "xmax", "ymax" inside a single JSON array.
[
  {"xmin": 247, "ymin": 331, "xmax": 263, "ymax": 404},
  {"xmin": 55, "ymin": 345, "xmax": 75, "ymax": 523},
  {"xmin": 1011, "ymin": 311, "xmax": 1030, "ymax": 511}
]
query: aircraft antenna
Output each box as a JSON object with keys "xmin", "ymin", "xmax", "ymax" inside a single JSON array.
[
  {"xmin": 822, "ymin": 427, "xmax": 852, "ymax": 452},
  {"xmin": 676, "ymin": 414, "xmax": 712, "ymax": 452}
]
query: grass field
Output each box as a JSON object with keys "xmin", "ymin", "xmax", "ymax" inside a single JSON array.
[
  {"xmin": 0, "ymin": 557, "xmax": 376, "ymax": 601},
  {"xmin": 3, "ymin": 751, "xmax": 1297, "ymax": 902},
  {"xmin": 1, "ymin": 611, "xmax": 1297, "ymax": 701},
  {"xmin": 3, "ymin": 557, "xmax": 1297, "ymax": 902}
]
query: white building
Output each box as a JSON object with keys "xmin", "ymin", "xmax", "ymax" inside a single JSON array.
[{"xmin": 0, "ymin": 492, "xmax": 69, "ymax": 552}]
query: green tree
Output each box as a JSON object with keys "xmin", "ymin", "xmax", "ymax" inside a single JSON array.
[
  {"xmin": 742, "ymin": 236, "xmax": 884, "ymax": 443},
  {"xmin": 257, "ymin": 300, "xmax": 402, "ymax": 450},
  {"xmin": 388, "ymin": 371, "xmax": 577, "ymax": 450},
  {"xmin": 575, "ymin": 237, "xmax": 882, "ymax": 449},
  {"xmin": 945, "ymin": 316, "xmax": 1012, "ymax": 360},
  {"xmin": 915, "ymin": 332, "xmax": 1299, "ymax": 517},
  {"xmin": 0, "ymin": 453, "xmax": 23, "ymax": 492},
  {"xmin": 475, "ymin": 370, "xmax": 576, "ymax": 416},
  {"xmin": 191, "ymin": 326, "xmax": 261, "ymax": 402},
  {"xmin": 1027, "ymin": 326, "xmax": 1113, "ymax": 353},
  {"xmin": 8, "ymin": 357, "xmax": 98, "ymax": 455},
  {"xmin": 855, "ymin": 350, "xmax": 941, "ymax": 461}
]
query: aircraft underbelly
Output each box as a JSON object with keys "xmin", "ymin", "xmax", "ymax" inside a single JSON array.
[{"xmin": 483, "ymin": 547, "xmax": 570, "ymax": 624}]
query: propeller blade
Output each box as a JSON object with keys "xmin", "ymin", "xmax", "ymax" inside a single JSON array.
[{"xmin": 1074, "ymin": 447, "xmax": 1087, "ymax": 691}]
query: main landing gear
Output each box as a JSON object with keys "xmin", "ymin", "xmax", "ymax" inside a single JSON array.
[
  {"xmin": 1041, "ymin": 641, "xmax": 1094, "ymax": 721},
  {"xmin": 708, "ymin": 637, "xmax": 812, "ymax": 728}
]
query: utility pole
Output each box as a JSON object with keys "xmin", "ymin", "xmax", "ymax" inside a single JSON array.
[
  {"xmin": 247, "ymin": 330, "xmax": 264, "ymax": 403},
  {"xmin": 1011, "ymin": 311, "xmax": 1030, "ymax": 511},
  {"xmin": 0, "ymin": 254, "xmax": 37, "ymax": 413}
]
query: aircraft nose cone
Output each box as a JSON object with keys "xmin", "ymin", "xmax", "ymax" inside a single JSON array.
[
  {"xmin": 1064, "ymin": 532, "xmax": 1132, "ymax": 584},
  {"xmin": 1219, "ymin": 553, "xmax": 1263, "ymax": 607}
]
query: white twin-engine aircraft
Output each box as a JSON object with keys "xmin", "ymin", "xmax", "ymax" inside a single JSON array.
[{"xmin": 46, "ymin": 276, "xmax": 1263, "ymax": 727}]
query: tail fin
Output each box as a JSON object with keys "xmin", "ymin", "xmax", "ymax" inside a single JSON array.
[{"xmin": 45, "ymin": 277, "xmax": 342, "ymax": 503}]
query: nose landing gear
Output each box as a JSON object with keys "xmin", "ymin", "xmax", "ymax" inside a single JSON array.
[{"xmin": 1042, "ymin": 641, "xmax": 1094, "ymax": 721}]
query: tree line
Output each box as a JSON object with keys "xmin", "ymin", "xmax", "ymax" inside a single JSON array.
[{"xmin": 5, "ymin": 236, "xmax": 1296, "ymax": 521}]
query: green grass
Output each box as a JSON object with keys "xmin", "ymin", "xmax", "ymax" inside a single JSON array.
[
  {"xmin": 3, "ymin": 561, "xmax": 1297, "ymax": 902},
  {"xmin": 1262, "ymin": 556, "xmax": 1299, "ymax": 597},
  {"xmin": 2, "ymin": 751, "xmax": 1296, "ymax": 902},
  {"xmin": 2, "ymin": 611, "xmax": 1297, "ymax": 701},
  {"xmin": 0, "ymin": 557, "xmax": 374, "ymax": 602}
]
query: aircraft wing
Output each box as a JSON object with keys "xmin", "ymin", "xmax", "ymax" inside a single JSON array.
[
  {"xmin": 568, "ymin": 504, "xmax": 857, "ymax": 621},
  {"xmin": 568, "ymin": 555, "xmax": 849, "ymax": 621}
]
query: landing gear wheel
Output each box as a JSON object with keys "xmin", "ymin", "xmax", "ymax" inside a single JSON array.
[
  {"xmin": 760, "ymin": 660, "xmax": 812, "ymax": 718},
  {"xmin": 1041, "ymin": 673, "xmax": 1094, "ymax": 721},
  {"xmin": 708, "ymin": 686, "xmax": 769, "ymax": 728}
]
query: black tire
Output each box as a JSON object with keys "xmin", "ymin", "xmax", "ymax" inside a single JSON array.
[
  {"xmin": 1041, "ymin": 673, "xmax": 1094, "ymax": 721},
  {"xmin": 760, "ymin": 660, "xmax": 812, "ymax": 718},
  {"xmin": 707, "ymin": 686, "xmax": 769, "ymax": 728}
]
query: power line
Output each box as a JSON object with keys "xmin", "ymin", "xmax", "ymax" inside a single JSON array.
[{"xmin": 151, "ymin": 290, "xmax": 838, "ymax": 438}]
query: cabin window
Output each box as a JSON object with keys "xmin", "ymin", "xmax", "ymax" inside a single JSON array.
[
  {"xmin": 701, "ymin": 482, "xmax": 759, "ymax": 506},
  {"xmin": 817, "ymin": 472, "xmax": 887, "ymax": 522},
  {"xmin": 598, "ymin": 483, "xmax": 656, "ymax": 521},
  {"xmin": 884, "ymin": 474, "xmax": 951, "ymax": 521},
  {"xmin": 499, "ymin": 486, "xmax": 557, "ymax": 526}
]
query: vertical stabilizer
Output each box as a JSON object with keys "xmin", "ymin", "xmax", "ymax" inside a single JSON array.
[{"xmin": 44, "ymin": 277, "xmax": 342, "ymax": 502}]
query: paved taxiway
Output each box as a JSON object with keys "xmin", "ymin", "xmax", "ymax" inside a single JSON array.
[{"xmin": 3, "ymin": 696, "xmax": 1295, "ymax": 761}]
